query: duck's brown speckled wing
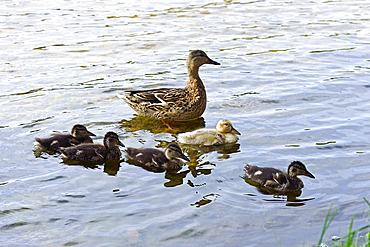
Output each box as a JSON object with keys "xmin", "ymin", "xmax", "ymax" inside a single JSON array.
[{"xmin": 123, "ymin": 88, "xmax": 185, "ymax": 105}]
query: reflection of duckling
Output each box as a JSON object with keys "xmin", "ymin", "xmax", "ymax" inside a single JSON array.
[
  {"xmin": 34, "ymin": 124, "xmax": 95, "ymax": 151},
  {"xmin": 59, "ymin": 132, "xmax": 124, "ymax": 161},
  {"xmin": 178, "ymin": 119, "xmax": 240, "ymax": 146},
  {"xmin": 126, "ymin": 144, "xmax": 190, "ymax": 170},
  {"xmin": 117, "ymin": 50, "xmax": 220, "ymax": 121},
  {"xmin": 244, "ymin": 161, "xmax": 315, "ymax": 192}
]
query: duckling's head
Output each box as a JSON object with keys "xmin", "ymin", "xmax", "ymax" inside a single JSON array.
[
  {"xmin": 288, "ymin": 161, "xmax": 315, "ymax": 179},
  {"xmin": 164, "ymin": 144, "xmax": 190, "ymax": 162},
  {"xmin": 186, "ymin": 50, "xmax": 220, "ymax": 70},
  {"xmin": 216, "ymin": 119, "xmax": 241, "ymax": 135},
  {"xmin": 103, "ymin": 132, "xmax": 125, "ymax": 149},
  {"xmin": 71, "ymin": 124, "xmax": 96, "ymax": 138}
]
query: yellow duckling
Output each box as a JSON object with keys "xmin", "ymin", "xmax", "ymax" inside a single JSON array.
[
  {"xmin": 126, "ymin": 144, "xmax": 190, "ymax": 170},
  {"xmin": 34, "ymin": 124, "xmax": 95, "ymax": 151},
  {"xmin": 244, "ymin": 161, "xmax": 315, "ymax": 192},
  {"xmin": 59, "ymin": 132, "xmax": 125, "ymax": 161},
  {"xmin": 117, "ymin": 50, "xmax": 220, "ymax": 121},
  {"xmin": 177, "ymin": 119, "xmax": 241, "ymax": 146}
]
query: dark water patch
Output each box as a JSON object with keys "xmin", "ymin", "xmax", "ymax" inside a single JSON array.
[
  {"xmin": 39, "ymin": 175, "xmax": 66, "ymax": 182},
  {"xmin": 1, "ymin": 221, "xmax": 28, "ymax": 230},
  {"xmin": 190, "ymin": 193, "xmax": 220, "ymax": 207},
  {"xmin": 115, "ymin": 194, "xmax": 129, "ymax": 198},
  {"xmin": 33, "ymin": 46, "xmax": 47, "ymax": 50},
  {"xmin": 0, "ymin": 207, "xmax": 32, "ymax": 216},
  {"xmin": 20, "ymin": 116, "xmax": 54, "ymax": 128},
  {"xmin": 48, "ymin": 218, "xmax": 62, "ymax": 222},
  {"xmin": 233, "ymin": 91, "xmax": 259, "ymax": 97},
  {"xmin": 261, "ymin": 99, "xmax": 280, "ymax": 104},
  {"xmin": 63, "ymin": 241, "xmax": 80, "ymax": 246},
  {"xmin": 56, "ymin": 200, "xmax": 70, "ymax": 204},
  {"xmin": 65, "ymin": 219, "xmax": 78, "ymax": 225},
  {"xmin": 67, "ymin": 50, "xmax": 90, "ymax": 53},
  {"xmin": 64, "ymin": 194, "xmax": 86, "ymax": 198},
  {"xmin": 316, "ymin": 141, "xmax": 337, "ymax": 146},
  {"xmin": 162, "ymin": 228, "xmax": 207, "ymax": 241},
  {"xmin": 310, "ymin": 47, "xmax": 356, "ymax": 53},
  {"xmin": 316, "ymin": 144, "xmax": 366, "ymax": 150},
  {"xmin": 285, "ymin": 144, "xmax": 300, "ymax": 148},
  {"xmin": 0, "ymin": 87, "xmax": 44, "ymax": 98}
]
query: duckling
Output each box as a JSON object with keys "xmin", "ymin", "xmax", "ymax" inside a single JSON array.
[
  {"xmin": 244, "ymin": 161, "xmax": 315, "ymax": 192},
  {"xmin": 126, "ymin": 144, "xmax": 190, "ymax": 170},
  {"xmin": 117, "ymin": 50, "xmax": 220, "ymax": 121},
  {"xmin": 59, "ymin": 132, "xmax": 125, "ymax": 161},
  {"xmin": 34, "ymin": 124, "xmax": 95, "ymax": 151},
  {"xmin": 178, "ymin": 119, "xmax": 240, "ymax": 146}
]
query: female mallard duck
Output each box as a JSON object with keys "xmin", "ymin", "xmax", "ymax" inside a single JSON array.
[
  {"xmin": 244, "ymin": 161, "xmax": 315, "ymax": 192},
  {"xmin": 59, "ymin": 132, "xmax": 125, "ymax": 161},
  {"xmin": 126, "ymin": 144, "xmax": 190, "ymax": 170},
  {"xmin": 117, "ymin": 50, "xmax": 220, "ymax": 121},
  {"xmin": 178, "ymin": 119, "xmax": 240, "ymax": 146},
  {"xmin": 34, "ymin": 124, "xmax": 95, "ymax": 151}
]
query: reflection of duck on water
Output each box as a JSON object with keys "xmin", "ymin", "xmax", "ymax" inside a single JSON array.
[
  {"xmin": 243, "ymin": 161, "xmax": 315, "ymax": 201},
  {"xmin": 119, "ymin": 115, "xmax": 205, "ymax": 134}
]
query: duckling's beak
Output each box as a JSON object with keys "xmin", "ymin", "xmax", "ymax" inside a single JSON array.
[
  {"xmin": 304, "ymin": 170, "xmax": 315, "ymax": 179},
  {"xmin": 231, "ymin": 128, "xmax": 241, "ymax": 135},
  {"xmin": 180, "ymin": 153, "xmax": 190, "ymax": 162},
  {"xmin": 87, "ymin": 130, "xmax": 96, "ymax": 136},
  {"xmin": 118, "ymin": 140, "xmax": 125, "ymax": 147},
  {"xmin": 207, "ymin": 58, "xmax": 220, "ymax": 65}
]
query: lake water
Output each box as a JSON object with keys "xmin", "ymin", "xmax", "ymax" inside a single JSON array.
[{"xmin": 1, "ymin": 0, "xmax": 370, "ymax": 246}]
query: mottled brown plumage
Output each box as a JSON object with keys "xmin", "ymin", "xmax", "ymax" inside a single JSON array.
[
  {"xmin": 126, "ymin": 144, "xmax": 190, "ymax": 170},
  {"xmin": 244, "ymin": 161, "xmax": 315, "ymax": 192},
  {"xmin": 34, "ymin": 124, "xmax": 95, "ymax": 151},
  {"xmin": 59, "ymin": 132, "xmax": 124, "ymax": 161},
  {"xmin": 117, "ymin": 50, "xmax": 220, "ymax": 120}
]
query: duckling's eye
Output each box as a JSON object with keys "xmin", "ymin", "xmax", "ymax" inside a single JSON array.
[{"xmin": 292, "ymin": 168, "xmax": 297, "ymax": 172}]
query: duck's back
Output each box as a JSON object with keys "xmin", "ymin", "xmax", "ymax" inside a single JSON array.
[
  {"xmin": 178, "ymin": 128, "xmax": 224, "ymax": 146},
  {"xmin": 60, "ymin": 143, "xmax": 107, "ymax": 161}
]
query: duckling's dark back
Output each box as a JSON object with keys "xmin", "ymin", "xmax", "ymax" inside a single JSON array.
[
  {"xmin": 126, "ymin": 147, "xmax": 167, "ymax": 166},
  {"xmin": 60, "ymin": 143, "xmax": 107, "ymax": 162}
]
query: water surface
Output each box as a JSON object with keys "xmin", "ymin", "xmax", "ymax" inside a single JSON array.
[{"xmin": 1, "ymin": 0, "xmax": 370, "ymax": 246}]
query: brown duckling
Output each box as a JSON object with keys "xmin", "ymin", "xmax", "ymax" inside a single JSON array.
[
  {"xmin": 126, "ymin": 144, "xmax": 190, "ymax": 170},
  {"xmin": 34, "ymin": 124, "xmax": 95, "ymax": 151},
  {"xmin": 244, "ymin": 161, "xmax": 315, "ymax": 192},
  {"xmin": 117, "ymin": 50, "xmax": 220, "ymax": 121},
  {"xmin": 178, "ymin": 119, "xmax": 240, "ymax": 146},
  {"xmin": 59, "ymin": 132, "xmax": 124, "ymax": 161}
]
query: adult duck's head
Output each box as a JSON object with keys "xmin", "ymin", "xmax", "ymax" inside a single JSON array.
[
  {"xmin": 216, "ymin": 119, "xmax": 241, "ymax": 135},
  {"xmin": 186, "ymin": 50, "xmax": 220, "ymax": 74},
  {"xmin": 71, "ymin": 124, "xmax": 96, "ymax": 138},
  {"xmin": 288, "ymin": 161, "xmax": 315, "ymax": 179},
  {"xmin": 103, "ymin": 132, "xmax": 125, "ymax": 149},
  {"xmin": 164, "ymin": 144, "xmax": 190, "ymax": 162}
]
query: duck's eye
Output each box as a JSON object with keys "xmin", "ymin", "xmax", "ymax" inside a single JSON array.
[{"xmin": 292, "ymin": 168, "xmax": 297, "ymax": 172}]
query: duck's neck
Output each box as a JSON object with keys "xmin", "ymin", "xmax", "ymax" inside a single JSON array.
[{"xmin": 186, "ymin": 64, "xmax": 205, "ymax": 90}]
